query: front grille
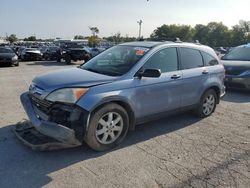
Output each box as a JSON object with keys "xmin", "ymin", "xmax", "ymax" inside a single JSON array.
[{"xmin": 30, "ymin": 95, "xmax": 53, "ymax": 113}]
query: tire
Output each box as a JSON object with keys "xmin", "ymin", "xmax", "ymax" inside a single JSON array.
[
  {"xmin": 195, "ymin": 89, "xmax": 218, "ymax": 118},
  {"xmin": 84, "ymin": 54, "xmax": 91, "ymax": 63},
  {"xmin": 14, "ymin": 62, "xmax": 19, "ymax": 66},
  {"xmin": 65, "ymin": 55, "xmax": 71, "ymax": 64},
  {"xmin": 85, "ymin": 103, "xmax": 129, "ymax": 151}
]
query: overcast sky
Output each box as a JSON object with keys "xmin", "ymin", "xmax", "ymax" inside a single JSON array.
[{"xmin": 1, "ymin": 0, "xmax": 250, "ymax": 39}]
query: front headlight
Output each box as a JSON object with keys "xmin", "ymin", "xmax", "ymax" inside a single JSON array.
[
  {"xmin": 46, "ymin": 88, "xmax": 88, "ymax": 103},
  {"xmin": 12, "ymin": 55, "xmax": 18, "ymax": 61}
]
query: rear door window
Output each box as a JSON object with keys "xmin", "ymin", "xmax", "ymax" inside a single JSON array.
[
  {"xmin": 143, "ymin": 48, "xmax": 178, "ymax": 73},
  {"xmin": 179, "ymin": 48, "xmax": 203, "ymax": 69}
]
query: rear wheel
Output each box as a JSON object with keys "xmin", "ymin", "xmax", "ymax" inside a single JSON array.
[
  {"xmin": 85, "ymin": 103, "xmax": 129, "ymax": 151},
  {"xmin": 195, "ymin": 89, "xmax": 217, "ymax": 118}
]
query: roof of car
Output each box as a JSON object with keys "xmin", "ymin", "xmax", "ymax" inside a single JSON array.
[
  {"xmin": 119, "ymin": 41, "xmax": 217, "ymax": 58},
  {"xmin": 119, "ymin": 41, "xmax": 170, "ymax": 48}
]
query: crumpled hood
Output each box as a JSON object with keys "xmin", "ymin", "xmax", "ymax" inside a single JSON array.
[
  {"xmin": 221, "ymin": 60, "xmax": 250, "ymax": 68},
  {"xmin": 33, "ymin": 68, "xmax": 116, "ymax": 91}
]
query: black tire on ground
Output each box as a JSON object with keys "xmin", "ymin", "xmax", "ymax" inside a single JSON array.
[
  {"xmin": 194, "ymin": 89, "xmax": 218, "ymax": 118},
  {"xmin": 57, "ymin": 58, "xmax": 61, "ymax": 62},
  {"xmin": 85, "ymin": 103, "xmax": 129, "ymax": 151},
  {"xmin": 84, "ymin": 54, "xmax": 91, "ymax": 63},
  {"xmin": 65, "ymin": 55, "xmax": 71, "ymax": 64},
  {"xmin": 14, "ymin": 62, "xmax": 19, "ymax": 66}
]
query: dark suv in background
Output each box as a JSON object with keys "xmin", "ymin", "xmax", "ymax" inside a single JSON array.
[
  {"xmin": 221, "ymin": 44, "xmax": 250, "ymax": 90},
  {"xmin": 0, "ymin": 47, "xmax": 19, "ymax": 67},
  {"xmin": 59, "ymin": 43, "xmax": 92, "ymax": 64}
]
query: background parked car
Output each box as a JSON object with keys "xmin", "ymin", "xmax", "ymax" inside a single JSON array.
[
  {"xmin": 59, "ymin": 44, "xmax": 92, "ymax": 64},
  {"xmin": 221, "ymin": 44, "xmax": 250, "ymax": 90},
  {"xmin": 89, "ymin": 47, "xmax": 105, "ymax": 57},
  {"xmin": 0, "ymin": 47, "xmax": 19, "ymax": 67},
  {"xmin": 43, "ymin": 46, "xmax": 60, "ymax": 61},
  {"xmin": 20, "ymin": 48, "xmax": 43, "ymax": 61}
]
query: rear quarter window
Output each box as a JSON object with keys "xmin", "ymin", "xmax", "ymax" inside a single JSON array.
[{"xmin": 201, "ymin": 51, "xmax": 219, "ymax": 66}]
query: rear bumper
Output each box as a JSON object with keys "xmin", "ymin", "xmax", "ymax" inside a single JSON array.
[
  {"xmin": 14, "ymin": 92, "xmax": 82, "ymax": 150},
  {"xmin": 220, "ymin": 85, "xmax": 226, "ymax": 98}
]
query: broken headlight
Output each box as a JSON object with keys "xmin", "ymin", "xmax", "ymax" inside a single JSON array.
[{"xmin": 46, "ymin": 88, "xmax": 88, "ymax": 103}]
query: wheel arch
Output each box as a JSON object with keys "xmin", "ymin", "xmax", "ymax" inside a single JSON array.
[
  {"xmin": 87, "ymin": 98, "xmax": 136, "ymax": 132},
  {"xmin": 203, "ymin": 85, "xmax": 221, "ymax": 104}
]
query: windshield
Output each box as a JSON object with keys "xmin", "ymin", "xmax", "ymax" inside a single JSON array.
[
  {"xmin": 222, "ymin": 47, "xmax": 250, "ymax": 61},
  {"xmin": 81, "ymin": 45, "xmax": 150, "ymax": 76},
  {"xmin": 0, "ymin": 48, "xmax": 14, "ymax": 53}
]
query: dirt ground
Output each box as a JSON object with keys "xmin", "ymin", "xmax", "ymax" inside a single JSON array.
[{"xmin": 0, "ymin": 61, "xmax": 249, "ymax": 188}]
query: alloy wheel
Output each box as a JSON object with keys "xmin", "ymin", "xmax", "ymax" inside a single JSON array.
[
  {"xmin": 202, "ymin": 94, "xmax": 215, "ymax": 116},
  {"xmin": 95, "ymin": 112, "xmax": 123, "ymax": 145}
]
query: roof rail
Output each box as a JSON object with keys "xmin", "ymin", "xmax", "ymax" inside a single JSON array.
[{"xmin": 150, "ymin": 37, "xmax": 182, "ymax": 43}]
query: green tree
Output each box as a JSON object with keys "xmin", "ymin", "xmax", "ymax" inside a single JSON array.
[
  {"xmin": 230, "ymin": 25, "xmax": 246, "ymax": 46},
  {"xmin": 6, "ymin": 34, "xmax": 18, "ymax": 43},
  {"xmin": 24, "ymin": 36, "xmax": 36, "ymax": 41},
  {"xmin": 88, "ymin": 36, "xmax": 100, "ymax": 47},
  {"xmin": 74, "ymin": 35, "xmax": 85, "ymax": 40},
  {"xmin": 150, "ymin": 24, "xmax": 194, "ymax": 41},
  {"xmin": 230, "ymin": 20, "xmax": 250, "ymax": 46},
  {"xmin": 104, "ymin": 33, "xmax": 136, "ymax": 44},
  {"xmin": 205, "ymin": 22, "xmax": 230, "ymax": 47},
  {"xmin": 193, "ymin": 24, "xmax": 209, "ymax": 44},
  {"xmin": 89, "ymin": 27, "xmax": 99, "ymax": 36}
]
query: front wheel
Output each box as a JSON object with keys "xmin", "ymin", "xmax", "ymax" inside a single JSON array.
[
  {"xmin": 195, "ymin": 89, "xmax": 217, "ymax": 118},
  {"xmin": 85, "ymin": 103, "xmax": 129, "ymax": 151}
]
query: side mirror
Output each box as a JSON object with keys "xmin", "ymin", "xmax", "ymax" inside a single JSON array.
[{"xmin": 138, "ymin": 69, "xmax": 161, "ymax": 78}]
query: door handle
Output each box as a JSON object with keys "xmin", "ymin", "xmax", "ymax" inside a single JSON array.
[
  {"xmin": 202, "ymin": 70, "xmax": 209, "ymax": 74},
  {"xmin": 171, "ymin": 74, "xmax": 181, "ymax": 79}
]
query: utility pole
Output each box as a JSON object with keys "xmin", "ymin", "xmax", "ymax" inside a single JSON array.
[{"xmin": 137, "ymin": 20, "xmax": 143, "ymax": 39}]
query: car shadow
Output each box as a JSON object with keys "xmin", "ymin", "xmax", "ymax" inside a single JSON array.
[
  {"xmin": 223, "ymin": 90, "xmax": 250, "ymax": 103},
  {"xmin": 0, "ymin": 64, "xmax": 15, "ymax": 68},
  {"xmin": 0, "ymin": 113, "xmax": 200, "ymax": 188},
  {"xmin": 25, "ymin": 61, "xmax": 83, "ymax": 66}
]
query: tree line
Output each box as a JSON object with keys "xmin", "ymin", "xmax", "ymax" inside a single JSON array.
[
  {"xmin": 5, "ymin": 20, "xmax": 250, "ymax": 48},
  {"xmin": 150, "ymin": 20, "xmax": 250, "ymax": 47}
]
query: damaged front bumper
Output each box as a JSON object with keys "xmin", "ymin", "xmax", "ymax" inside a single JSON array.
[{"xmin": 13, "ymin": 92, "xmax": 88, "ymax": 151}]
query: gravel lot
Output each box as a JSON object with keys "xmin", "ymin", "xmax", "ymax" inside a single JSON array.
[{"xmin": 0, "ymin": 61, "xmax": 249, "ymax": 188}]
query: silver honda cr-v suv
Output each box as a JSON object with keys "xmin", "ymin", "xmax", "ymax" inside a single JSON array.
[{"xmin": 15, "ymin": 41, "xmax": 226, "ymax": 151}]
